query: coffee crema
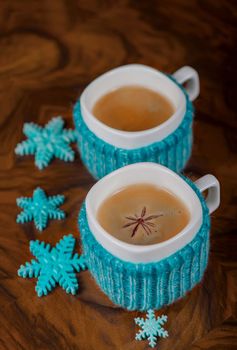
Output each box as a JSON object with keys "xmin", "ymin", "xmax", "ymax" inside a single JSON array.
[
  {"xmin": 92, "ymin": 85, "xmax": 174, "ymax": 132},
  {"xmin": 97, "ymin": 184, "xmax": 190, "ymax": 245}
]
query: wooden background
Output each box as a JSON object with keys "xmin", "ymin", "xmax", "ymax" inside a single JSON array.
[{"xmin": 0, "ymin": 1, "xmax": 237, "ymax": 349}]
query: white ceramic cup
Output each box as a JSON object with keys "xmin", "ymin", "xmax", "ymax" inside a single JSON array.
[
  {"xmin": 85, "ymin": 163, "xmax": 220, "ymax": 263},
  {"xmin": 80, "ymin": 64, "xmax": 200, "ymax": 149}
]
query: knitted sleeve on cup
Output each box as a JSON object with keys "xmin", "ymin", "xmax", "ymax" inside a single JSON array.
[
  {"xmin": 78, "ymin": 176, "xmax": 210, "ymax": 311},
  {"xmin": 73, "ymin": 76, "xmax": 194, "ymax": 179}
]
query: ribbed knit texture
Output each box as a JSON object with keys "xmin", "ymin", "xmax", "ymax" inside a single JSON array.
[
  {"xmin": 73, "ymin": 76, "xmax": 194, "ymax": 179},
  {"xmin": 78, "ymin": 177, "xmax": 210, "ymax": 311}
]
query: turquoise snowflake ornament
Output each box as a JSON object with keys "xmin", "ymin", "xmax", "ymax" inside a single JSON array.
[
  {"xmin": 18, "ymin": 234, "xmax": 87, "ymax": 297},
  {"xmin": 16, "ymin": 187, "xmax": 65, "ymax": 231},
  {"xmin": 135, "ymin": 310, "xmax": 168, "ymax": 348},
  {"xmin": 15, "ymin": 117, "xmax": 76, "ymax": 169}
]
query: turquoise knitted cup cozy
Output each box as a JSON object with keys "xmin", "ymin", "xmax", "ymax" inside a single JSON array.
[
  {"xmin": 73, "ymin": 77, "xmax": 194, "ymax": 180},
  {"xmin": 78, "ymin": 177, "xmax": 210, "ymax": 311}
]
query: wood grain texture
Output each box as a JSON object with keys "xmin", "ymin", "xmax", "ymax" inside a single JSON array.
[{"xmin": 0, "ymin": 1, "xmax": 236, "ymax": 349}]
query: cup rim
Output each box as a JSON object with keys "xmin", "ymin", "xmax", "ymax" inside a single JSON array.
[
  {"xmin": 85, "ymin": 163, "xmax": 203, "ymax": 263},
  {"xmin": 80, "ymin": 64, "xmax": 186, "ymax": 149}
]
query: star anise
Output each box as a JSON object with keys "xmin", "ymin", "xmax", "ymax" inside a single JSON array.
[{"xmin": 122, "ymin": 206, "xmax": 163, "ymax": 237}]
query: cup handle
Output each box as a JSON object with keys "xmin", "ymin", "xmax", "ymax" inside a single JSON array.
[
  {"xmin": 194, "ymin": 175, "xmax": 220, "ymax": 214},
  {"xmin": 172, "ymin": 66, "xmax": 200, "ymax": 101}
]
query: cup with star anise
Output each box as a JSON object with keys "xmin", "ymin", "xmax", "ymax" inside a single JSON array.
[{"xmin": 79, "ymin": 163, "xmax": 220, "ymax": 310}]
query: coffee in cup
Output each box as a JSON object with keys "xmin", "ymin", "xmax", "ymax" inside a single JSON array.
[
  {"xmin": 92, "ymin": 85, "xmax": 174, "ymax": 132},
  {"xmin": 97, "ymin": 183, "xmax": 190, "ymax": 245}
]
